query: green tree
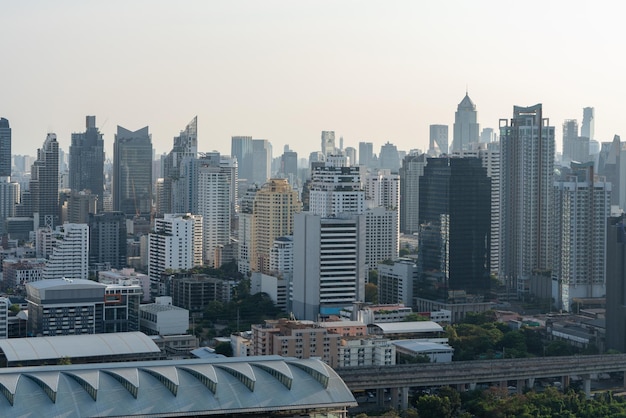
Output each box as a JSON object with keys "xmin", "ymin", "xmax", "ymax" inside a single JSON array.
[
  {"xmin": 368, "ymin": 269, "xmax": 378, "ymax": 285},
  {"xmin": 365, "ymin": 282, "xmax": 378, "ymax": 303},
  {"xmin": 214, "ymin": 341, "xmax": 233, "ymax": 357},
  {"xmin": 415, "ymin": 394, "xmax": 453, "ymax": 418}
]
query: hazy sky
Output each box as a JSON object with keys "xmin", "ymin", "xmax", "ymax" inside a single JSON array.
[{"xmin": 2, "ymin": 1, "xmax": 624, "ymax": 161}]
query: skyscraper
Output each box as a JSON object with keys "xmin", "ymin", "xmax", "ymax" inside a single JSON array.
[
  {"xmin": 552, "ymin": 162, "xmax": 611, "ymax": 311},
  {"xmin": 606, "ymin": 215, "xmax": 626, "ymax": 352},
  {"xmin": 359, "ymin": 142, "xmax": 374, "ymax": 167},
  {"xmin": 452, "ymin": 93, "xmax": 479, "ymax": 152},
  {"xmin": 251, "ymin": 139, "xmax": 272, "ymax": 185},
  {"xmin": 321, "ymin": 131, "xmax": 336, "ymax": 157},
  {"xmin": 197, "ymin": 153, "xmax": 232, "ymax": 267},
  {"xmin": 69, "ymin": 116, "xmax": 104, "ymax": 212},
  {"xmin": 112, "ymin": 126, "xmax": 153, "ymax": 218},
  {"xmin": 581, "ymin": 107, "xmax": 595, "ymax": 141},
  {"xmin": 499, "ymin": 104, "xmax": 555, "ymax": 296},
  {"xmin": 164, "ymin": 117, "xmax": 198, "ymax": 215},
  {"xmin": 399, "ymin": 153, "xmax": 427, "ymax": 234},
  {"xmin": 0, "ymin": 118, "xmax": 11, "ymax": 177},
  {"xmin": 231, "ymin": 136, "xmax": 253, "ymax": 182},
  {"xmin": 378, "ymin": 142, "xmax": 401, "ymax": 172},
  {"xmin": 429, "ymin": 124, "xmax": 449, "ymax": 156},
  {"xmin": 292, "ymin": 213, "xmax": 366, "ymax": 320},
  {"xmin": 31, "ymin": 133, "xmax": 60, "ymax": 229},
  {"xmin": 562, "ymin": 119, "xmax": 578, "ymax": 163},
  {"xmin": 250, "ymin": 178, "xmax": 302, "ymax": 274},
  {"xmin": 308, "ymin": 155, "xmax": 364, "ymax": 217},
  {"xmin": 418, "ymin": 157, "xmax": 491, "ymax": 297},
  {"xmin": 88, "ymin": 211, "xmax": 127, "ymax": 272},
  {"xmin": 42, "ymin": 223, "xmax": 89, "ymax": 280}
]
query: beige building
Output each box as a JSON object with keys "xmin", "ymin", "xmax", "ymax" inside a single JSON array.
[
  {"xmin": 252, "ymin": 178, "xmax": 302, "ymax": 273},
  {"xmin": 251, "ymin": 319, "xmax": 340, "ymax": 367}
]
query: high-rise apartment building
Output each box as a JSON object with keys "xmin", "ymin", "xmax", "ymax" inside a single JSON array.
[
  {"xmin": 251, "ymin": 179, "xmax": 301, "ymax": 274},
  {"xmin": 378, "ymin": 259, "xmax": 417, "ymax": 306},
  {"xmin": 148, "ymin": 213, "xmax": 203, "ymax": 297},
  {"xmin": 562, "ymin": 119, "xmax": 578, "ymax": 163},
  {"xmin": 308, "ymin": 155, "xmax": 364, "ymax": 217},
  {"xmin": 42, "ymin": 223, "xmax": 89, "ymax": 280},
  {"xmin": 344, "ymin": 147, "xmax": 357, "ymax": 166},
  {"xmin": 364, "ymin": 206, "xmax": 399, "ymax": 271},
  {"xmin": 197, "ymin": 154, "xmax": 232, "ymax": 267},
  {"xmin": 321, "ymin": 131, "xmax": 336, "ymax": 157},
  {"xmin": 452, "ymin": 93, "xmax": 479, "ymax": 152},
  {"xmin": 0, "ymin": 118, "xmax": 11, "ymax": 177},
  {"xmin": 112, "ymin": 126, "xmax": 152, "ymax": 218},
  {"xmin": 429, "ymin": 124, "xmax": 449, "ymax": 156},
  {"xmin": 418, "ymin": 157, "xmax": 491, "ymax": 298},
  {"xmin": 30, "ymin": 133, "xmax": 60, "ymax": 229},
  {"xmin": 399, "ymin": 153, "xmax": 427, "ymax": 234},
  {"xmin": 69, "ymin": 116, "xmax": 104, "ymax": 212},
  {"xmin": 499, "ymin": 104, "xmax": 555, "ymax": 295},
  {"xmin": 552, "ymin": 162, "xmax": 611, "ymax": 311},
  {"xmin": 364, "ymin": 170, "xmax": 400, "ymax": 210}
]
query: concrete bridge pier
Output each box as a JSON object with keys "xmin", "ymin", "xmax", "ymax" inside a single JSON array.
[
  {"xmin": 527, "ymin": 377, "xmax": 535, "ymax": 389},
  {"xmin": 376, "ymin": 388, "xmax": 385, "ymax": 407},
  {"xmin": 469, "ymin": 382, "xmax": 477, "ymax": 391},
  {"xmin": 583, "ymin": 375, "xmax": 591, "ymax": 399},
  {"xmin": 516, "ymin": 379, "xmax": 525, "ymax": 394},
  {"xmin": 456, "ymin": 383, "xmax": 466, "ymax": 392},
  {"xmin": 390, "ymin": 387, "xmax": 399, "ymax": 410},
  {"xmin": 561, "ymin": 375, "xmax": 570, "ymax": 389},
  {"xmin": 400, "ymin": 387, "xmax": 409, "ymax": 411}
]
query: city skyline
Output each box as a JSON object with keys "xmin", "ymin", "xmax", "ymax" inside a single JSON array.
[{"xmin": 2, "ymin": 1, "xmax": 624, "ymax": 159}]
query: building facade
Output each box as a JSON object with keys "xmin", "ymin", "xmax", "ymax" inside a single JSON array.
[
  {"xmin": 499, "ymin": 104, "xmax": 555, "ymax": 296},
  {"xmin": 452, "ymin": 93, "xmax": 479, "ymax": 152},
  {"xmin": 69, "ymin": 116, "xmax": 104, "ymax": 212}
]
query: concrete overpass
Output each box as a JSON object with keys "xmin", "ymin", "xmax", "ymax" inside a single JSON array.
[{"xmin": 338, "ymin": 354, "xmax": 626, "ymax": 410}]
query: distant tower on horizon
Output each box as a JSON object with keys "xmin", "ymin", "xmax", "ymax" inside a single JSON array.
[
  {"xmin": 359, "ymin": 142, "xmax": 374, "ymax": 167},
  {"xmin": 452, "ymin": 92, "xmax": 479, "ymax": 152},
  {"xmin": 429, "ymin": 124, "xmax": 449, "ymax": 156},
  {"xmin": 321, "ymin": 131, "xmax": 336, "ymax": 157},
  {"xmin": 499, "ymin": 104, "xmax": 555, "ymax": 296},
  {"xmin": 581, "ymin": 107, "xmax": 595, "ymax": 141},
  {"xmin": 112, "ymin": 125, "xmax": 153, "ymax": 218},
  {"xmin": 69, "ymin": 116, "xmax": 105, "ymax": 212},
  {"xmin": 0, "ymin": 118, "xmax": 11, "ymax": 177}
]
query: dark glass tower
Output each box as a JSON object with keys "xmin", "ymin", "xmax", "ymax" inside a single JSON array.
[
  {"xmin": 30, "ymin": 134, "xmax": 59, "ymax": 228},
  {"xmin": 0, "ymin": 118, "xmax": 11, "ymax": 177},
  {"xmin": 69, "ymin": 116, "xmax": 105, "ymax": 211},
  {"xmin": 88, "ymin": 211, "xmax": 127, "ymax": 271},
  {"xmin": 418, "ymin": 157, "xmax": 491, "ymax": 299},
  {"xmin": 113, "ymin": 126, "xmax": 153, "ymax": 218}
]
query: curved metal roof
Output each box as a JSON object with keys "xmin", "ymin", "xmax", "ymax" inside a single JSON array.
[
  {"xmin": 0, "ymin": 332, "xmax": 160, "ymax": 363},
  {"xmin": 0, "ymin": 356, "xmax": 356, "ymax": 417}
]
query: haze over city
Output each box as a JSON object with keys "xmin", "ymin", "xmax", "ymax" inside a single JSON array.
[{"xmin": 2, "ymin": 0, "xmax": 624, "ymax": 158}]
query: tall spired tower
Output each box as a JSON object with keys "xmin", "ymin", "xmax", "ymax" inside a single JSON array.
[{"xmin": 452, "ymin": 92, "xmax": 479, "ymax": 152}]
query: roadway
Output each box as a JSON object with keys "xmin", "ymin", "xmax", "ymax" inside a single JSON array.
[{"xmin": 337, "ymin": 354, "xmax": 626, "ymax": 410}]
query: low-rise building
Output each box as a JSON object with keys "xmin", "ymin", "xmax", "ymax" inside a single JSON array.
[
  {"xmin": 392, "ymin": 339, "xmax": 454, "ymax": 363},
  {"xmin": 98, "ymin": 268, "xmax": 150, "ymax": 302},
  {"xmin": 338, "ymin": 337, "xmax": 396, "ymax": 368},
  {"xmin": 140, "ymin": 296, "xmax": 189, "ymax": 336},
  {"xmin": 340, "ymin": 303, "xmax": 414, "ymax": 324}
]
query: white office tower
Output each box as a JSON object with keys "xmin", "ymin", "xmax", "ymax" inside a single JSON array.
[
  {"xmin": 197, "ymin": 154, "xmax": 232, "ymax": 267},
  {"xmin": 452, "ymin": 143, "xmax": 501, "ymax": 276},
  {"xmin": 365, "ymin": 206, "xmax": 399, "ymax": 271},
  {"xmin": 321, "ymin": 131, "xmax": 336, "ymax": 157},
  {"xmin": 552, "ymin": 162, "xmax": 611, "ymax": 311},
  {"xmin": 42, "ymin": 223, "xmax": 89, "ymax": 280},
  {"xmin": 500, "ymin": 104, "xmax": 555, "ymax": 296},
  {"xmin": 148, "ymin": 213, "xmax": 203, "ymax": 295},
  {"xmin": 292, "ymin": 213, "xmax": 366, "ymax": 320},
  {"xmin": 309, "ymin": 155, "xmax": 365, "ymax": 217},
  {"xmin": 365, "ymin": 170, "xmax": 400, "ymax": 210}
]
